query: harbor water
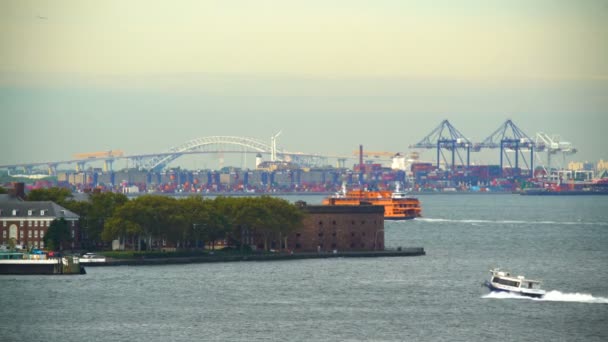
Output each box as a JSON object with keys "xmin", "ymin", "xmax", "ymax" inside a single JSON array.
[{"xmin": 1, "ymin": 194, "xmax": 607, "ymax": 341}]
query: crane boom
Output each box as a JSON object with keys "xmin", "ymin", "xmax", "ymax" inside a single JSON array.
[{"xmin": 73, "ymin": 150, "xmax": 125, "ymax": 159}]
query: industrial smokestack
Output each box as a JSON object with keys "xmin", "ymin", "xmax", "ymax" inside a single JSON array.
[{"xmin": 359, "ymin": 145, "xmax": 364, "ymax": 170}]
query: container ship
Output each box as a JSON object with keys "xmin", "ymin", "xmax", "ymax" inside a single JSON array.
[{"xmin": 322, "ymin": 184, "xmax": 422, "ymax": 220}]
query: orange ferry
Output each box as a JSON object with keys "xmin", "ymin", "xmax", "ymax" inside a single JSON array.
[{"xmin": 322, "ymin": 184, "xmax": 422, "ymax": 220}]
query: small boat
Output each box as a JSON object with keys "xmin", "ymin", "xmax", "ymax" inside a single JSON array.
[
  {"xmin": 79, "ymin": 253, "xmax": 107, "ymax": 264},
  {"xmin": 484, "ymin": 268, "xmax": 546, "ymax": 298},
  {"xmin": 322, "ymin": 183, "xmax": 422, "ymax": 220}
]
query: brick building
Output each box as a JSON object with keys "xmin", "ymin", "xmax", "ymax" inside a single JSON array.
[
  {"xmin": 0, "ymin": 197, "xmax": 80, "ymax": 250},
  {"xmin": 284, "ymin": 204, "xmax": 385, "ymax": 252}
]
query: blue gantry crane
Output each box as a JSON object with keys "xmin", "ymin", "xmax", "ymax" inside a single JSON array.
[
  {"xmin": 476, "ymin": 119, "xmax": 541, "ymax": 178},
  {"xmin": 410, "ymin": 120, "xmax": 475, "ymax": 171}
]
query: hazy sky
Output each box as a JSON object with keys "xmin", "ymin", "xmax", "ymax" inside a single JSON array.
[{"xmin": 1, "ymin": 0, "xmax": 607, "ymax": 170}]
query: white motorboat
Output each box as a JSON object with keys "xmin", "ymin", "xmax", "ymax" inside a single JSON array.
[
  {"xmin": 79, "ymin": 253, "xmax": 107, "ymax": 264},
  {"xmin": 484, "ymin": 268, "xmax": 546, "ymax": 298}
]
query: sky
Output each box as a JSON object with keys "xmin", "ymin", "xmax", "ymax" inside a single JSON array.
[{"xmin": 1, "ymin": 0, "xmax": 607, "ymax": 170}]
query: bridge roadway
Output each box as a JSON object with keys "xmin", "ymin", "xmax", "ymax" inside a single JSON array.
[{"xmin": 1, "ymin": 139, "xmax": 362, "ymax": 175}]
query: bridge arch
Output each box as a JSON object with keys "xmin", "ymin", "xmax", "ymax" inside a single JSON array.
[{"xmin": 143, "ymin": 136, "xmax": 275, "ymax": 171}]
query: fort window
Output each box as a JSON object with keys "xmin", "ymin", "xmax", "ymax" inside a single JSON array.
[
  {"xmin": 2, "ymin": 230, "xmax": 5, "ymax": 238},
  {"xmin": 350, "ymin": 243, "xmax": 354, "ymax": 248},
  {"xmin": 318, "ymin": 221, "xmax": 323, "ymax": 225},
  {"xmin": 352, "ymin": 220, "xmax": 355, "ymax": 225},
  {"xmin": 28, "ymin": 221, "xmax": 32, "ymax": 227},
  {"xmin": 28, "ymin": 230, "xmax": 32, "ymax": 238},
  {"xmin": 331, "ymin": 243, "xmax": 337, "ymax": 249},
  {"xmin": 318, "ymin": 233, "xmax": 324, "ymax": 237},
  {"xmin": 361, "ymin": 243, "xmax": 365, "ymax": 248},
  {"xmin": 351, "ymin": 232, "xmax": 356, "ymax": 237},
  {"xmin": 295, "ymin": 243, "xmax": 301, "ymax": 249},
  {"xmin": 332, "ymin": 220, "xmax": 336, "ymax": 225},
  {"xmin": 362, "ymin": 232, "xmax": 366, "ymax": 236},
  {"xmin": 296, "ymin": 233, "xmax": 301, "ymax": 237},
  {"xmin": 40, "ymin": 231, "xmax": 44, "ymax": 238},
  {"xmin": 332, "ymin": 232, "xmax": 336, "ymax": 237},
  {"xmin": 361, "ymin": 220, "xmax": 366, "ymax": 224}
]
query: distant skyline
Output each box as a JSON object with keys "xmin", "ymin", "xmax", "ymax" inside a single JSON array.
[{"xmin": 1, "ymin": 1, "xmax": 607, "ymax": 169}]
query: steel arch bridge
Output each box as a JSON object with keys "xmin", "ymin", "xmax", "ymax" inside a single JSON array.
[{"xmin": 142, "ymin": 136, "xmax": 276, "ymax": 171}]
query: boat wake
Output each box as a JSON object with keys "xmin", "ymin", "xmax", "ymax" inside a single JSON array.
[
  {"xmin": 416, "ymin": 218, "xmax": 608, "ymax": 226},
  {"xmin": 483, "ymin": 290, "xmax": 608, "ymax": 304}
]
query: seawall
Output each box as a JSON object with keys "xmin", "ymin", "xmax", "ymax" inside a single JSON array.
[{"xmin": 87, "ymin": 248, "xmax": 425, "ymax": 267}]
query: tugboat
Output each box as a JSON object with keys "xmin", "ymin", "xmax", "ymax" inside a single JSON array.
[
  {"xmin": 484, "ymin": 268, "xmax": 545, "ymax": 298},
  {"xmin": 322, "ymin": 183, "xmax": 422, "ymax": 220}
]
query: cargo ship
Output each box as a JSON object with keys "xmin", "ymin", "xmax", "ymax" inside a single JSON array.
[{"xmin": 322, "ymin": 183, "xmax": 421, "ymax": 220}]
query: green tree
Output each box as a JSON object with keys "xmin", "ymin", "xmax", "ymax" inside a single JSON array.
[
  {"xmin": 0, "ymin": 187, "xmax": 7, "ymax": 194},
  {"xmin": 26, "ymin": 187, "xmax": 72, "ymax": 206},
  {"xmin": 44, "ymin": 218, "xmax": 72, "ymax": 251}
]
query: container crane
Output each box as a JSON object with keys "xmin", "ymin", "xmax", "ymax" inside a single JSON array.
[
  {"xmin": 477, "ymin": 120, "xmax": 539, "ymax": 178},
  {"xmin": 351, "ymin": 151, "xmax": 400, "ymax": 159},
  {"xmin": 534, "ymin": 132, "xmax": 577, "ymax": 170},
  {"xmin": 73, "ymin": 150, "xmax": 125, "ymax": 159},
  {"xmin": 410, "ymin": 120, "xmax": 473, "ymax": 171}
]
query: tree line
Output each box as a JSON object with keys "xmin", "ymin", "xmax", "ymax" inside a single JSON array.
[{"xmin": 25, "ymin": 188, "xmax": 304, "ymax": 252}]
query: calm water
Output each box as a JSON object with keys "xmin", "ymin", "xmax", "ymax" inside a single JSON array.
[{"xmin": 2, "ymin": 194, "xmax": 607, "ymax": 342}]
